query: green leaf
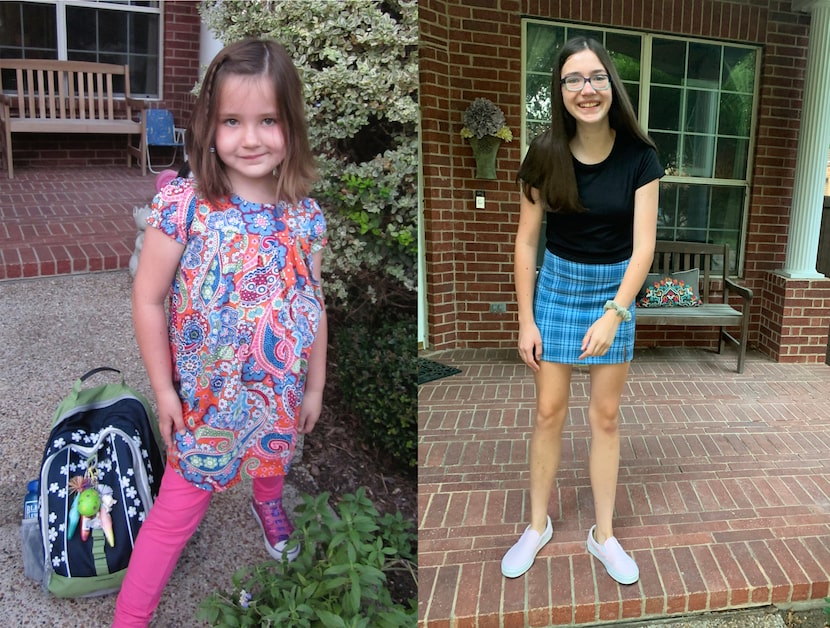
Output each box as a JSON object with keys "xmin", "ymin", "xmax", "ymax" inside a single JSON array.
[{"xmin": 316, "ymin": 610, "xmax": 347, "ymax": 628}]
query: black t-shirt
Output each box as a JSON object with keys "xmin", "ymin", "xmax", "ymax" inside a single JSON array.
[{"xmin": 545, "ymin": 138, "xmax": 663, "ymax": 264}]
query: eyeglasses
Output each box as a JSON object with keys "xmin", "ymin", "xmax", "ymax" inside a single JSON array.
[{"xmin": 560, "ymin": 74, "xmax": 611, "ymax": 92}]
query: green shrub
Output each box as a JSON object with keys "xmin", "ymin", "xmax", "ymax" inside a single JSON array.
[
  {"xmin": 200, "ymin": 0, "xmax": 418, "ymax": 307},
  {"xmin": 198, "ymin": 488, "xmax": 416, "ymax": 627},
  {"xmin": 335, "ymin": 316, "xmax": 416, "ymax": 470}
]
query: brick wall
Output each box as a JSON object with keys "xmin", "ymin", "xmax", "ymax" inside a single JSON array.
[
  {"xmin": 161, "ymin": 1, "xmax": 201, "ymax": 127},
  {"xmin": 8, "ymin": 3, "xmax": 201, "ymax": 170},
  {"xmin": 420, "ymin": 0, "xmax": 818, "ymax": 359},
  {"xmin": 759, "ymin": 274, "xmax": 830, "ymax": 362}
]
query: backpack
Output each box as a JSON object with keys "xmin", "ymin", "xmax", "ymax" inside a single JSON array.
[{"xmin": 24, "ymin": 367, "xmax": 165, "ymax": 598}]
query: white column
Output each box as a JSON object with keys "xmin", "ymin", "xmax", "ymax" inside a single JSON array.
[
  {"xmin": 199, "ymin": 21, "xmax": 224, "ymax": 77},
  {"xmin": 781, "ymin": 0, "xmax": 830, "ymax": 278}
]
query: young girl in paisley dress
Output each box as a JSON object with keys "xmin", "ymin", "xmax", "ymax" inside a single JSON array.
[{"xmin": 114, "ymin": 39, "xmax": 326, "ymax": 626}]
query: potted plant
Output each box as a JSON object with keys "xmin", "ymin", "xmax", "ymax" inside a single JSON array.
[{"xmin": 460, "ymin": 97, "xmax": 513, "ymax": 179}]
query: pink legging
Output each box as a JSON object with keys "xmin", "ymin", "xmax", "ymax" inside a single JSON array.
[{"xmin": 112, "ymin": 462, "xmax": 283, "ymax": 627}]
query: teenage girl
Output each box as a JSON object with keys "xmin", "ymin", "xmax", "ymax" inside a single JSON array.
[
  {"xmin": 501, "ymin": 36, "xmax": 662, "ymax": 585},
  {"xmin": 113, "ymin": 38, "xmax": 326, "ymax": 626}
]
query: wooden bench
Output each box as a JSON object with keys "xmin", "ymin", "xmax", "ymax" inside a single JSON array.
[
  {"xmin": 0, "ymin": 59, "xmax": 148, "ymax": 178},
  {"xmin": 636, "ymin": 240, "xmax": 753, "ymax": 373}
]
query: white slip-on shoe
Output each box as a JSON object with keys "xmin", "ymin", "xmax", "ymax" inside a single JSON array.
[
  {"xmin": 500, "ymin": 516, "xmax": 553, "ymax": 578},
  {"xmin": 586, "ymin": 524, "xmax": 639, "ymax": 584}
]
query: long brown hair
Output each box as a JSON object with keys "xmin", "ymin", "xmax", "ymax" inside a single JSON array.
[
  {"xmin": 518, "ymin": 36, "xmax": 655, "ymax": 212},
  {"xmin": 187, "ymin": 38, "xmax": 317, "ymax": 204}
]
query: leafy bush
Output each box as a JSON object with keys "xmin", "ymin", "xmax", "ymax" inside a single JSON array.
[
  {"xmin": 199, "ymin": 0, "xmax": 418, "ymax": 309},
  {"xmin": 198, "ymin": 488, "xmax": 416, "ymax": 627},
  {"xmin": 335, "ymin": 315, "xmax": 416, "ymax": 470}
]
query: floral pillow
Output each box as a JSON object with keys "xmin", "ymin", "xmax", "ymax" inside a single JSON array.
[{"xmin": 638, "ymin": 268, "xmax": 702, "ymax": 308}]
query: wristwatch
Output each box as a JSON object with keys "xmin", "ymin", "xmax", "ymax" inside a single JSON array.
[{"xmin": 604, "ymin": 300, "xmax": 632, "ymax": 322}]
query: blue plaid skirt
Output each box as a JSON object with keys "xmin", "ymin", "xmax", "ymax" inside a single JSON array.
[{"xmin": 534, "ymin": 250, "xmax": 634, "ymax": 364}]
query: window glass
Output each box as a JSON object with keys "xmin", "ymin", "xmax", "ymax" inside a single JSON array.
[
  {"xmin": 2, "ymin": 1, "xmax": 160, "ymax": 97},
  {"xmin": 606, "ymin": 33, "xmax": 641, "ymax": 82},
  {"xmin": 649, "ymin": 86, "xmax": 681, "ymax": 131},
  {"xmin": 722, "ymin": 48, "xmax": 756, "ymax": 93},
  {"xmin": 651, "ymin": 39, "xmax": 685, "ymax": 86},
  {"xmin": 687, "ymin": 42, "xmax": 721, "ymax": 84},
  {"xmin": 718, "ymin": 93, "xmax": 752, "ymax": 137},
  {"xmin": 525, "ymin": 21, "xmax": 562, "ymax": 74},
  {"xmin": 0, "ymin": 2, "xmax": 57, "ymax": 57},
  {"xmin": 522, "ymin": 20, "xmax": 759, "ymax": 273}
]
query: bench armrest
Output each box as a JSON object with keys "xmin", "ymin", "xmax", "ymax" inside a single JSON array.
[
  {"xmin": 723, "ymin": 277, "xmax": 753, "ymax": 304},
  {"xmin": 125, "ymin": 97, "xmax": 149, "ymax": 110}
]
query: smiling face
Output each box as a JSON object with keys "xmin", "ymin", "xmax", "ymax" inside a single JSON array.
[
  {"xmin": 213, "ymin": 73, "xmax": 287, "ymax": 203},
  {"xmin": 560, "ymin": 49, "xmax": 613, "ymax": 128}
]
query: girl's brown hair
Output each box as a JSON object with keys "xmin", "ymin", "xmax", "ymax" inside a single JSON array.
[
  {"xmin": 187, "ymin": 38, "xmax": 316, "ymax": 204},
  {"xmin": 518, "ymin": 36, "xmax": 656, "ymax": 212}
]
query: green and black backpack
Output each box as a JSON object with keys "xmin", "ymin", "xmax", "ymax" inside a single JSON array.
[{"xmin": 24, "ymin": 368, "xmax": 164, "ymax": 597}]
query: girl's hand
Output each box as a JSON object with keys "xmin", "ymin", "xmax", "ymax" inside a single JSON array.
[
  {"xmin": 579, "ymin": 311, "xmax": 622, "ymax": 360},
  {"xmin": 518, "ymin": 323, "xmax": 543, "ymax": 372},
  {"xmin": 155, "ymin": 387, "xmax": 186, "ymax": 450},
  {"xmin": 297, "ymin": 390, "xmax": 323, "ymax": 434}
]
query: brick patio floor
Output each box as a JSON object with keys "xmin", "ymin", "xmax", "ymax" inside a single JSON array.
[
  {"xmin": 419, "ymin": 347, "xmax": 830, "ymax": 626},
  {"xmin": 1, "ymin": 166, "xmax": 158, "ymax": 280}
]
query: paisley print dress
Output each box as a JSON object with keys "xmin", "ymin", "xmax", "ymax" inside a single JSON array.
[{"xmin": 148, "ymin": 178, "xmax": 326, "ymax": 492}]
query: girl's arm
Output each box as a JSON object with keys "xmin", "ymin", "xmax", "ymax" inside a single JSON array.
[
  {"xmin": 610, "ymin": 178, "xmax": 659, "ymax": 308},
  {"xmin": 298, "ymin": 248, "xmax": 326, "ymax": 434},
  {"xmin": 578, "ymin": 178, "xmax": 659, "ymax": 359},
  {"xmin": 132, "ymin": 227, "xmax": 186, "ymax": 450},
  {"xmin": 515, "ymin": 187, "xmax": 545, "ymax": 371}
]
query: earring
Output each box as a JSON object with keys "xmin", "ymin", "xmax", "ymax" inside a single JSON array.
[{"xmin": 209, "ymin": 146, "xmax": 216, "ymax": 153}]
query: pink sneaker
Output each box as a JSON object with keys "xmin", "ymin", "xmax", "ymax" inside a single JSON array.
[
  {"xmin": 251, "ymin": 498, "xmax": 300, "ymax": 562},
  {"xmin": 586, "ymin": 525, "xmax": 639, "ymax": 584}
]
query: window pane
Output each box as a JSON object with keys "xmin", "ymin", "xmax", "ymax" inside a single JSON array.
[
  {"xmin": 651, "ymin": 39, "xmax": 685, "ymax": 85},
  {"xmin": 687, "ymin": 42, "xmax": 720, "ymax": 85},
  {"xmin": 657, "ymin": 182, "xmax": 679, "ymax": 237},
  {"xmin": 709, "ymin": 186, "xmax": 745, "ymax": 271},
  {"xmin": 718, "ymin": 92, "xmax": 752, "ymax": 136},
  {"xmin": 0, "ymin": 2, "xmax": 57, "ymax": 58},
  {"xmin": 684, "ymin": 89, "xmax": 719, "ymax": 134},
  {"xmin": 98, "ymin": 10, "xmax": 129, "ymax": 53},
  {"xmin": 722, "ymin": 47, "xmax": 756, "ymax": 93},
  {"xmin": 715, "ymin": 137, "xmax": 749, "ymax": 179},
  {"xmin": 649, "ymin": 86, "xmax": 681, "ymax": 131},
  {"xmin": 526, "ymin": 22, "xmax": 563, "ymax": 73},
  {"xmin": 606, "ymin": 33, "xmax": 641, "ymax": 81},
  {"xmin": 23, "ymin": 3, "xmax": 57, "ymax": 50},
  {"xmin": 131, "ymin": 12, "xmax": 158, "ymax": 50},
  {"xmin": 622, "ymin": 81, "xmax": 639, "ymax": 112},
  {"xmin": 709, "ymin": 186, "xmax": 744, "ymax": 233},
  {"xmin": 66, "ymin": 7, "xmax": 98, "ymax": 55},
  {"xmin": 567, "ymin": 27, "xmax": 605, "ymax": 43},
  {"xmin": 0, "ymin": 2, "xmax": 23, "ymax": 48},
  {"xmin": 682, "ymin": 134, "xmax": 716, "ymax": 178},
  {"xmin": 526, "ymin": 72, "xmax": 551, "ymax": 125},
  {"xmin": 677, "ymin": 184, "xmax": 712, "ymax": 240},
  {"xmin": 652, "ymin": 132, "xmax": 680, "ymax": 175}
]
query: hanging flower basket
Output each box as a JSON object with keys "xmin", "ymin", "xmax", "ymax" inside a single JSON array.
[
  {"xmin": 468, "ymin": 135, "xmax": 503, "ymax": 180},
  {"xmin": 460, "ymin": 97, "xmax": 513, "ymax": 180}
]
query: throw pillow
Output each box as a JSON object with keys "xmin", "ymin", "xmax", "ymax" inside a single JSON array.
[{"xmin": 638, "ymin": 268, "xmax": 702, "ymax": 307}]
